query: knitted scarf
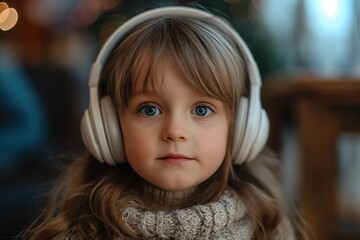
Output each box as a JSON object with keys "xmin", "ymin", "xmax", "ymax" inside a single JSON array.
[
  {"xmin": 57, "ymin": 191, "xmax": 255, "ymax": 240},
  {"xmin": 120, "ymin": 190, "xmax": 253, "ymax": 239}
]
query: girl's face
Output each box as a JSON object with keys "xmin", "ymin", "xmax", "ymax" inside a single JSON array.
[{"xmin": 119, "ymin": 64, "xmax": 229, "ymax": 191}]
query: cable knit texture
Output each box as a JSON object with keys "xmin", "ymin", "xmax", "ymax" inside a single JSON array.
[
  {"xmin": 55, "ymin": 189, "xmax": 296, "ymax": 239},
  {"xmin": 56, "ymin": 190, "xmax": 257, "ymax": 240},
  {"xmin": 119, "ymin": 190, "xmax": 253, "ymax": 239}
]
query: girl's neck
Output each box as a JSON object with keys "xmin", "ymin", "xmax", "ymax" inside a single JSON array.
[
  {"xmin": 140, "ymin": 181, "xmax": 199, "ymax": 211},
  {"xmin": 126, "ymin": 167, "xmax": 226, "ymax": 210}
]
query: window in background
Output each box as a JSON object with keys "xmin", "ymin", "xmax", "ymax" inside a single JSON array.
[
  {"xmin": 301, "ymin": 0, "xmax": 356, "ymax": 76},
  {"xmin": 258, "ymin": 0, "xmax": 359, "ymax": 77}
]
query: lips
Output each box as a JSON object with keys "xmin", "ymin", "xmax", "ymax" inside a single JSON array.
[{"xmin": 158, "ymin": 153, "xmax": 193, "ymax": 163}]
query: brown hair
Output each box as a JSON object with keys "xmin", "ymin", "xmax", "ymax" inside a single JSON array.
[{"xmin": 23, "ymin": 12, "xmax": 307, "ymax": 240}]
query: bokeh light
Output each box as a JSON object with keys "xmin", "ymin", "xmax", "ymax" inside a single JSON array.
[
  {"xmin": 69, "ymin": 0, "xmax": 122, "ymax": 28},
  {"xmin": 24, "ymin": 0, "xmax": 121, "ymax": 28},
  {"xmin": 69, "ymin": 0, "xmax": 102, "ymax": 28},
  {"xmin": 103, "ymin": 0, "xmax": 121, "ymax": 11},
  {"xmin": 0, "ymin": 2, "xmax": 18, "ymax": 31},
  {"xmin": 321, "ymin": 0, "xmax": 339, "ymax": 18},
  {"xmin": 0, "ymin": 1, "xmax": 9, "ymax": 25}
]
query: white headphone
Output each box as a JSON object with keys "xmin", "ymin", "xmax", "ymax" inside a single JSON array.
[{"xmin": 80, "ymin": 6, "xmax": 269, "ymax": 166}]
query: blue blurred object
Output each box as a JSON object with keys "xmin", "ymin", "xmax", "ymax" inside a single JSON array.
[{"xmin": 0, "ymin": 43, "xmax": 47, "ymax": 172}]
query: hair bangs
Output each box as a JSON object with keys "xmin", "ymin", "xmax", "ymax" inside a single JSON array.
[
  {"xmin": 107, "ymin": 19, "xmax": 173, "ymax": 109},
  {"xmin": 167, "ymin": 18, "xmax": 245, "ymax": 106}
]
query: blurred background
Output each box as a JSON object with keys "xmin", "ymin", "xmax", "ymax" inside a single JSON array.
[{"xmin": 0, "ymin": 0, "xmax": 359, "ymax": 239}]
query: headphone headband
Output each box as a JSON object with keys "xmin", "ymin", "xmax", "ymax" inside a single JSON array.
[{"xmin": 89, "ymin": 6, "xmax": 261, "ymax": 88}]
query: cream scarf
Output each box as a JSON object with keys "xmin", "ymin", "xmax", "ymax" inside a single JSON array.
[{"xmin": 120, "ymin": 190, "xmax": 253, "ymax": 239}]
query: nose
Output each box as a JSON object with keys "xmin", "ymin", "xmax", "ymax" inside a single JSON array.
[{"xmin": 161, "ymin": 114, "xmax": 189, "ymax": 142}]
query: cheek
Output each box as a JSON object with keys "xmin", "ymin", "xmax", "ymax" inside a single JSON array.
[
  {"xmin": 122, "ymin": 132, "xmax": 142, "ymax": 160},
  {"xmin": 120, "ymin": 116, "xmax": 139, "ymax": 160},
  {"xmin": 198, "ymin": 121, "xmax": 229, "ymax": 165},
  {"xmin": 120, "ymin": 117, "xmax": 157, "ymax": 162}
]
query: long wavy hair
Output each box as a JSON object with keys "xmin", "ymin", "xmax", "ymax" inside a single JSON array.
[{"xmin": 22, "ymin": 10, "xmax": 307, "ymax": 240}]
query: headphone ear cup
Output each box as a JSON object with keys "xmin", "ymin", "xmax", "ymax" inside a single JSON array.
[
  {"xmin": 100, "ymin": 96, "xmax": 126, "ymax": 164},
  {"xmin": 233, "ymin": 93, "xmax": 266, "ymax": 164},
  {"xmin": 247, "ymin": 110, "xmax": 269, "ymax": 161},
  {"xmin": 240, "ymin": 94, "xmax": 261, "ymax": 163},
  {"xmin": 232, "ymin": 97, "xmax": 248, "ymax": 164}
]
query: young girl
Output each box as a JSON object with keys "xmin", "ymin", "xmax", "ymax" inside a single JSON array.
[{"xmin": 25, "ymin": 5, "xmax": 304, "ymax": 240}]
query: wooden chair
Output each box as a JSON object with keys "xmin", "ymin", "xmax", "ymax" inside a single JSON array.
[{"xmin": 262, "ymin": 75, "xmax": 360, "ymax": 240}]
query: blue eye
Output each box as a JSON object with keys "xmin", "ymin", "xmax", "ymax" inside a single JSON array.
[
  {"xmin": 139, "ymin": 105, "xmax": 161, "ymax": 116},
  {"xmin": 192, "ymin": 105, "xmax": 213, "ymax": 117}
]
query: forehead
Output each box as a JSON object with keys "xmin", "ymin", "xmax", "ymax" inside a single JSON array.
[{"xmin": 132, "ymin": 53, "xmax": 176, "ymax": 92}]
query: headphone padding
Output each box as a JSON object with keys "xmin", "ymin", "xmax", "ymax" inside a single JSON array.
[
  {"xmin": 81, "ymin": 110, "xmax": 103, "ymax": 162},
  {"xmin": 100, "ymin": 96, "xmax": 125, "ymax": 164},
  {"xmin": 232, "ymin": 97, "xmax": 248, "ymax": 164}
]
